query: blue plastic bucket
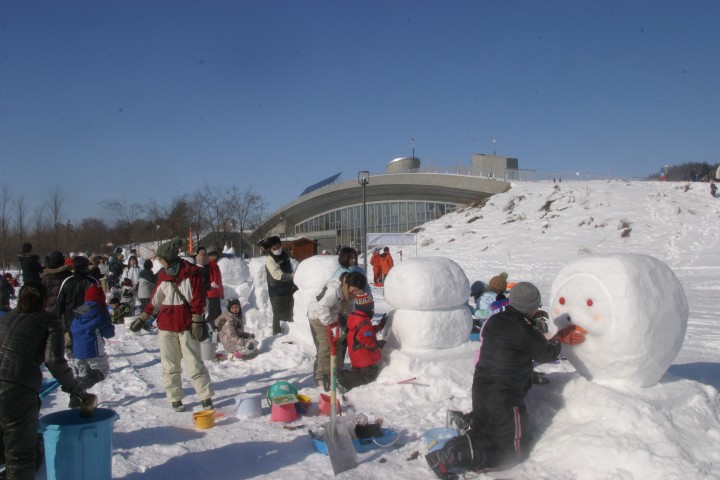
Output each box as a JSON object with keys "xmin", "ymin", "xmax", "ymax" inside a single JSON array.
[
  {"xmin": 39, "ymin": 408, "xmax": 118, "ymax": 480},
  {"xmin": 422, "ymin": 427, "xmax": 459, "ymax": 453}
]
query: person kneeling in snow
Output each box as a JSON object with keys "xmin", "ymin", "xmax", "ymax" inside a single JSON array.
[
  {"xmin": 70, "ymin": 284, "xmax": 114, "ymax": 406},
  {"xmin": 337, "ymin": 292, "xmax": 387, "ymax": 392},
  {"xmin": 428, "ymin": 282, "xmax": 585, "ymax": 479},
  {"xmin": 216, "ymin": 298, "xmax": 258, "ymax": 360}
]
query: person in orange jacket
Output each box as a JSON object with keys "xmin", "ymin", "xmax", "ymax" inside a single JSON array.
[
  {"xmin": 378, "ymin": 247, "xmax": 394, "ymax": 283},
  {"xmin": 369, "ymin": 248, "xmax": 382, "ymax": 285}
]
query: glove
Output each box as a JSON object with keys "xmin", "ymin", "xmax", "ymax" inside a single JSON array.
[
  {"xmin": 130, "ymin": 312, "xmax": 152, "ymax": 332},
  {"xmin": 531, "ymin": 310, "xmax": 549, "ymax": 334},
  {"xmin": 192, "ymin": 320, "xmax": 209, "ymax": 341},
  {"xmin": 554, "ymin": 325, "xmax": 586, "ymax": 345},
  {"xmin": 211, "ymin": 282, "xmax": 219, "ymax": 289},
  {"xmin": 377, "ymin": 313, "xmax": 388, "ymax": 330}
]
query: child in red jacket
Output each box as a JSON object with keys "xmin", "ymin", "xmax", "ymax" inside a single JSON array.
[{"xmin": 337, "ymin": 293, "xmax": 387, "ymax": 392}]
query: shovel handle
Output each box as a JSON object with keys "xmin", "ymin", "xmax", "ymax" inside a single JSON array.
[{"xmin": 326, "ymin": 323, "xmax": 339, "ymax": 356}]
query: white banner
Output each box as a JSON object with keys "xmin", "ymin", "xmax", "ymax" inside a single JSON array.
[{"xmin": 366, "ymin": 233, "xmax": 417, "ymax": 246}]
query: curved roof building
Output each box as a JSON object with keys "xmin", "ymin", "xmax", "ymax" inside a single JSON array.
[{"xmin": 251, "ymin": 156, "xmax": 515, "ymax": 253}]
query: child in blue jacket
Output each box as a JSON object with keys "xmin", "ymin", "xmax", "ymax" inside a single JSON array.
[{"xmin": 70, "ymin": 284, "xmax": 114, "ymax": 396}]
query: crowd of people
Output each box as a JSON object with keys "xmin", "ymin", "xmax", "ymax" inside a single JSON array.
[{"xmin": 0, "ymin": 238, "xmax": 584, "ymax": 479}]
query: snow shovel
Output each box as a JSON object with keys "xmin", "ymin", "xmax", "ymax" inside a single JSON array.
[{"xmin": 324, "ymin": 323, "xmax": 358, "ymax": 475}]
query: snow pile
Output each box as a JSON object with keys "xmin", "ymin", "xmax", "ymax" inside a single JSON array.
[
  {"xmin": 383, "ymin": 257, "xmax": 472, "ymax": 349},
  {"xmin": 550, "ymin": 253, "xmax": 689, "ymax": 387}
]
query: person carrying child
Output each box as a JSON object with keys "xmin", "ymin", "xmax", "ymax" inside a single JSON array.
[
  {"xmin": 337, "ymin": 292, "xmax": 387, "ymax": 392},
  {"xmin": 215, "ymin": 298, "xmax": 259, "ymax": 360},
  {"xmin": 69, "ymin": 284, "xmax": 114, "ymax": 406}
]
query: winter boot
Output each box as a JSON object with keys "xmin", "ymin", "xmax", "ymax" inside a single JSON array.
[
  {"xmin": 171, "ymin": 401, "xmax": 185, "ymax": 412},
  {"xmin": 425, "ymin": 435, "xmax": 473, "ymax": 479},
  {"xmin": 446, "ymin": 410, "xmax": 472, "ymax": 434},
  {"xmin": 201, "ymin": 398, "xmax": 214, "ymax": 410}
]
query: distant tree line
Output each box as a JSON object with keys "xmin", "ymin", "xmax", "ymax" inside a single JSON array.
[
  {"xmin": 646, "ymin": 162, "xmax": 718, "ymax": 182},
  {"xmin": 0, "ymin": 182, "xmax": 267, "ymax": 272}
]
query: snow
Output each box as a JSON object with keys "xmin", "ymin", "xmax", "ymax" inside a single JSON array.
[
  {"xmin": 550, "ymin": 253, "xmax": 689, "ymax": 387},
  {"xmin": 33, "ymin": 180, "xmax": 720, "ymax": 479}
]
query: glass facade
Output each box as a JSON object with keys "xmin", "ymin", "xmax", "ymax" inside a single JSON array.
[{"xmin": 295, "ymin": 200, "xmax": 457, "ymax": 248}]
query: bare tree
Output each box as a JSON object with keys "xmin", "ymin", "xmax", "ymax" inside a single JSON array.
[
  {"xmin": 0, "ymin": 183, "xmax": 11, "ymax": 270},
  {"xmin": 226, "ymin": 186, "xmax": 267, "ymax": 254},
  {"xmin": 196, "ymin": 184, "xmax": 231, "ymax": 249},
  {"xmin": 76, "ymin": 218, "xmax": 109, "ymax": 254},
  {"xmin": 47, "ymin": 187, "xmax": 65, "ymax": 248},
  {"xmin": 13, "ymin": 193, "xmax": 27, "ymax": 242},
  {"xmin": 100, "ymin": 197, "xmax": 145, "ymax": 246}
]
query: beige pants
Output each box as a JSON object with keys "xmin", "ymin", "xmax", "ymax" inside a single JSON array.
[
  {"xmin": 158, "ymin": 329, "xmax": 214, "ymax": 402},
  {"xmin": 309, "ymin": 318, "xmax": 346, "ymax": 382}
]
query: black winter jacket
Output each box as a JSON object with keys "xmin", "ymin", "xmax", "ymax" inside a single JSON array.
[
  {"xmin": 42, "ymin": 265, "xmax": 72, "ymax": 314},
  {"xmin": 55, "ymin": 272, "xmax": 99, "ymax": 329},
  {"xmin": 18, "ymin": 253, "xmax": 43, "ymax": 284},
  {"xmin": 473, "ymin": 306, "xmax": 561, "ymax": 407},
  {"xmin": 0, "ymin": 277, "xmax": 12, "ymax": 308},
  {"xmin": 266, "ymin": 251, "xmax": 294, "ymax": 297},
  {"xmin": 0, "ymin": 309, "xmax": 80, "ymax": 394}
]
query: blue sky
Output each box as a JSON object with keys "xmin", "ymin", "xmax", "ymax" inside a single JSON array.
[{"xmin": 1, "ymin": 1, "xmax": 718, "ymax": 223}]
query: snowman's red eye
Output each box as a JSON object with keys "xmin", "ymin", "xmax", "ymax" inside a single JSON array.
[
  {"xmin": 559, "ymin": 297, "xmax": 565, "ymax": 305},
  {"xmin": 587, "ymin": 299, "xmax": 593, "ymax": 307}
]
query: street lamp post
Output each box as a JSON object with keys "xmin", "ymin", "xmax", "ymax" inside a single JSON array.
[{"xmin": 358, "ymin": 171, "xmax": 370, "ymax": 269}]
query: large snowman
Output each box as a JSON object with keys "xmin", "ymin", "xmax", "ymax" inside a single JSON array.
[
  {"xmin": 549, "ymin": 253, "xmax": 688, "ymax": 388},
  {"xmin": 383, "ymin": 256, "xmax": 472, "ymax": 349}
]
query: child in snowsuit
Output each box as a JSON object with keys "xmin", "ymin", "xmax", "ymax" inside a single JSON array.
[
  {"xmin": 120, "ymin": 278, "xmax": 136, "ymax": 315},
  {"xmin": 337, "ymin": 292, "xmax": 386, "ymax": 392},
  {"xmin": 108, "ymin": 297, "xmax": 131, "ymax": 325},
  {"xmin": 70, "ymin": 285, "xmax": 114, "ymax": 398},
  {"xmin": 473, "ymin": 272, "xmax": 508, "ymax": 324},
  {"xmin": 215, "ymin": 298, "xmax": 258, "ymax": 360}
]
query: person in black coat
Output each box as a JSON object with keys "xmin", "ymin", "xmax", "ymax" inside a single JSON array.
[
  {"xmin": 264, "ymin": 236, "xmax": 295, "ymax": 335},
  {"xmin": 0, "ymin": 275, "xmax": 13, "ymax": 310},
  {"xmin": 426, "ymin": 282, "xmax": 586, "ymax": 478},
  {"xmin": 41, "ymin": 250, "xmax": 72, "ymax": 314},
  {"xmin": 17, "ymin": 242, "xmax": 43, "ymax": 284},
  {"xmin": 106, "ymin": 248, "xmax": 125, "ymax": 289},
  {"xmin": 0, "ymin": 282, "xmax": 95, "ymax": 479},
  {"xmin": 54, "ymin": 256, "xmax": 99, "ymax": 357}
]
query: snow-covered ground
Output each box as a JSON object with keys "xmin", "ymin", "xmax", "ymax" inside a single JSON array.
[{"xmin": 37, "ymin": 180, "xmax": 720, "ymax": 479}]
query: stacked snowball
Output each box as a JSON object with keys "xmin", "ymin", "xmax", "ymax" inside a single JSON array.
[
  {"xmin": 383, "ymin": 257, "xmax": 472, "ymax": 350},
  {"xmin": 290, "ymin": 255, "xmax": 340, "ymax": 349}
]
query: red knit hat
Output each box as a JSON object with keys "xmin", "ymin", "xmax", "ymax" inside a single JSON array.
[{"xmin": 84, "ymin": 284, "xmax": 106, "ymax": 306}]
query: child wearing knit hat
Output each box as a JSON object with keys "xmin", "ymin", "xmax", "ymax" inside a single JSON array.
[
  {"xmin": 69, "ymin": 285, "xmax": 115, "ymax": 405},
  {"xmin": 337, "ymin": 293, "xmax": 387, "ymax": 392},
  {"xmin": 215, "ymin": 298, "xmax": 259, "ymax": 360},
  {"xmin": 472, "ymin": 272, "xmax": 510, "ymax": 325}
]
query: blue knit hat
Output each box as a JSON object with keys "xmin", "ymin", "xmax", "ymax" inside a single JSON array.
[{"xmin": 353, "ymin": 292, "xmax": 374, "ymax": 316}]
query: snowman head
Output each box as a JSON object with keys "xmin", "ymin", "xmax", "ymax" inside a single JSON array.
[{"xmin": 550, "ymin": 253, "xmax": 688, "ymax": 388}]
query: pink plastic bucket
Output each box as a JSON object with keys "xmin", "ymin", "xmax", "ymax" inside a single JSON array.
[{"xmin": 270, "ymin": 402, "xmax": 299, "ymax": 423}]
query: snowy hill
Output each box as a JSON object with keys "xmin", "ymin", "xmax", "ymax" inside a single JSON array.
[{"xmin": 37, "ymin": 180, "xmax": 720, "ymax": 480}]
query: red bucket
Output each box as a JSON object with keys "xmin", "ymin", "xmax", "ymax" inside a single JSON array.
[
  {"xmin": 270, "ymin": 402, "xmax": 299, "ymax": 423},
  {"xmin": 318, "ymin": 393, "xmax": 341, "ymax": 416}
]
